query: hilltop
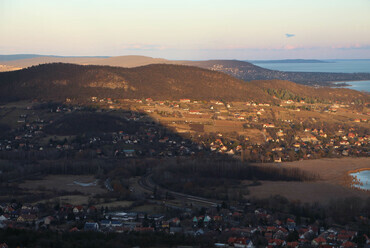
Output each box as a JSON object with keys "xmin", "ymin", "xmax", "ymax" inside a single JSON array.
[{"xmin": 0, "ymin": 63, "xmax": 272, "ymax": 103}]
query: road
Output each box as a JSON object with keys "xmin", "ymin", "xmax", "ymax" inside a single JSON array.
[{"xmin": 138, "ymin": 173, "xmax": 221, "ymax": 208}]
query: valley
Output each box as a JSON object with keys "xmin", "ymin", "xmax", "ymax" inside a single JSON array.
[{"xmin": 0, "ymin": 63, "xmax": 369, "ymax": 247}]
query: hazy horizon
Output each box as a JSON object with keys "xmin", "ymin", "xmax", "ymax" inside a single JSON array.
[
  {"xmin": 1, "ymin": 0, "xmax": 369, "ymax": 60},
  {"xmin": 1, "ymin": 54, "xmax": 370, "ymax": 62}
]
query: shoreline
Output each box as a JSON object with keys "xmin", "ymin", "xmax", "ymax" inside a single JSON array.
[{"xmin": 330, "ymin": 80, "xmax": 370, "ymax": 92}]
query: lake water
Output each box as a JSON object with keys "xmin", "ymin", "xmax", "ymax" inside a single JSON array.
[
  {"xmin": 334, "ymin": 81, "xmax": 370, "ymax": 92},
  {"xmin": 350, "ymin": 170, "xmax": 370, "ymax": 191},
  {"xmin": 251, "ymin": 60, "xmax": 370, "ymax": 73},
  {"xmin": 251, "ymin": 60, "xmax": 370, "ymax": 92}
]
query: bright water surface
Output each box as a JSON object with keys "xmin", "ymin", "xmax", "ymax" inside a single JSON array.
[{"xmin": 350, "ymin": 170, "xmax": 370, "ymax": 191}]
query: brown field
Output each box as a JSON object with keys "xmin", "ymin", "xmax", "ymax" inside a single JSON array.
[
  {"xmin": 247, "ymin": 157, "xmax": 370, "ymax": 203},
  {"xmin": 34, "ymin": 195, "xmax": 90, "ymax": 206},
  {"xmin": 204, "ymin": 120, "xmax": 243, "ymax": 133},
  {"xmin": 130, "ymin": 204, "xmax": 166, "ymax": 214},
  {"xmin": 20, "ymin": 175, "xmax": 107, "ymax": 195}
]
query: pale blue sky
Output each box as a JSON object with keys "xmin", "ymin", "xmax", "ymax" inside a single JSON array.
[{"xmin": 0, "ymin": 0, "xmax": 369, "ymax": 59}]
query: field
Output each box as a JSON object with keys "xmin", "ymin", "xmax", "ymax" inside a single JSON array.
[
  {"xmin": 20, "ymin": 175, "xmax": 106, "ymax": 195},
  {"xmin": 247, "ymin": 157, "xmax": 370, "ymax": 203}
]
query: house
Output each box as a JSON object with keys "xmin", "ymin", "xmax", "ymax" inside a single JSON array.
[
  {"xmin": 348, "ymin": 133, "xmax": 356, "ymax": 138},
  {"xmin": 69, "ymin": 227, "xmax": 79, "ymax": 232},
  {"xmin": 169, "ymin": 217, "xmax": 181, "ymax": 226},
  {"xmin": 268, "ymin": 239, "xmax": 285, "ymax": 247},
  {"xmin": 44, "ymin": 216, "xmax": 54, "ymax": 225},
  {"xmin": 340, "ymin": 141, "xmax": 349, "ymax": 146},
  {"xmin": 134, "ymin": 227, "xmax": 154, "ymax": 232},
  {"xmin": 180, "ymin": 99, "xmax": 191, "ymax": 103},
  {"xmin": 123, "ymin": 149, "xmax": 135, "ymax": 157},
  {"xmin": 84, "ymin": 222, "xmax": 99, "ymax": 231},
  {"xmin": 286, "ymin": 241, "xmax": 299, "ymax": 248},
  {"xmin": 311, "ymin": 237, "xmax": 326, "ymax": 246},
  {"xmin": 0, "ymin": 215, "xmax": 8, "ymax": 222},
  {"xmin": 228, "ymin": 237, "xmax": 255, "ymax": 248},
  {"xmin": 340, "ymin": 241, "xmax": 356, "ymax": 248},
  {"xmin": 17, "ymin": 214, "xmax": 37, "ymax": 223},
  {"xmin": 73, "ymin": 206, "xmax": 84, "ymax": 214},
  {"xmin": 276, "ymin": 130, "xmax": 285, "ymax": 137},
  {"xmin": 189, "ymin": 110, "xmax": 202, "ymax": 115},
  {"xmin": 286, "ymin": 218, "xmax": 296, "ymax": 230}
]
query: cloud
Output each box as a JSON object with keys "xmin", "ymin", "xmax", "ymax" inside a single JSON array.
[
  {"xmin": 285, "ymin": 33, "xmax": 295, "ymax": 38},
  {"xmin": 283, "ymin": 44, "xmax": 302, "ymax": 50},
  {"xmin": 121, "ymin": 43, "xmax": 166, "ymax": 51}
]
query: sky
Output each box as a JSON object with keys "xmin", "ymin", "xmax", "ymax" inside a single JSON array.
[{"xmin": 0, "ymin": 0, "xmax": 370, "ymax": 60}]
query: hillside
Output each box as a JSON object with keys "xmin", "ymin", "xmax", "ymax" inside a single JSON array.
[
  {"xmin": 252, "ymin": 80, "xmax": 369, "ymax": 103},
  {"xmin": 0, "ymin": 63, "xmax": 368, "ymax": 105},
  {"xmin": 0, "ymin": 63, "xmax": 273, "ymax": 103}
]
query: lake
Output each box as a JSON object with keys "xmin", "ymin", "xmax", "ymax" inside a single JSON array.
[
  {"xmin": 334, "ymin": 81, "xmax": 370, "ymax": 92},
  {"xmin": 251, "ymin": 60, "xmax": 370, "ymax": 92},
  {"xmin": 350, "ymin": 170, "xmax": 370, "ymax": 191},
  {"xmin": 251, "ymin": 60, "xmax": 370, "ymax": 73}
]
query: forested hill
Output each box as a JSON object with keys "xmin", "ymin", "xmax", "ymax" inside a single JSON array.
[
  {"xmin": 0, "ymin": 63, "xmax": 273, "ymax": 103},
  {"xmin": 0, "ymin": 63, "xmax": 368, "ymax": 105},
  {"xmin": 182, "ymin": 60, "xmax": 370, "ymax": 86}
]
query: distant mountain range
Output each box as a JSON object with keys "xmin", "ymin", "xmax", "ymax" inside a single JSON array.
[
  {"xmin": 0, "ymin": 63, "xmax": 367, "ymax": 104},
  {"xmin": 0, "ymin": 54, "xmax": 109, "ymax": 62},
  {"xmin": 1, "ymin": 55, "xmax": 370, "ymax": 86}
]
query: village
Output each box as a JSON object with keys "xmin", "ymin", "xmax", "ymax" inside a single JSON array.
[
  {"xmin": 0, "ymin": 97, "xmax": 368, "ymax": 164},
  {"xmin": 0, "ymin": 196, "xmax": 368, "ymax": 248}
]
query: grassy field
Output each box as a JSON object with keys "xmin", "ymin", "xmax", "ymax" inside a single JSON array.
[
  {"xmin": 34, "ymin": 195, "xmax": 90, "ymax": 206},
  {"xmin": 247, "ymin": 157, "xmax": 370, "ymax": 203},
  {"xmin": 130, "ymin": 204, "xmax": 166, "ymax": 214}
]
